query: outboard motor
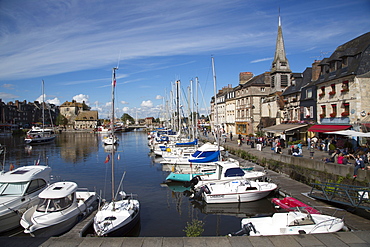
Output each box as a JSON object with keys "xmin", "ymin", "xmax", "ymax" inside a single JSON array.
[
  {"xmin": 190, "ymin": 185, "xmax": 210, "ymax": 201},
  {"xmin": 228, "ymin": 222, "xmax": 257, "ymax": 236},
  {"xmin": 184, "ymin": 175, "xmax": 201, "ymax": 187}
]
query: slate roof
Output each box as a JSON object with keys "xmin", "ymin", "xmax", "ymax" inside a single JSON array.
[
  {"xmin": 75, "ymin": 111, "xmax": 98, "ymax": 121},
  {"xmin": 282, "ymin": 68, "xmax": 312, "ymax": 96},
  {"xmin": 316, "ymin": 32, "xmax": 370, "ymax": 84}
]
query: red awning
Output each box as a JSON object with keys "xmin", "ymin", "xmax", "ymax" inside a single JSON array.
[{"xmin": 308, "ymin": 124, "xmax": 352, "ymax": 133}]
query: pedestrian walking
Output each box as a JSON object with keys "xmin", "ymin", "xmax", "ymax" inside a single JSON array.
[
  {"xmin": 309, "ymin": 142, "xmax": 315, "ymax": 159},
  {"xmin": 230, "ymin": 132, "xmax": 233, "ymax": 141}
]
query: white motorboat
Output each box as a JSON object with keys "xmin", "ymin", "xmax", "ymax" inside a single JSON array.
[
  {"xmin": 165, "ymin": 157, "xmax": 239, "ymax": 182},
  {"xmin": 20, "ymin": 181, "xmax": 98, "ymax": 237},
  {"xmin": 230, "ymin": 209, "xmax": 345, "ymax": 236},
  {"xmin": 186, "ymin": 162, "xmax": 266, "ymax": 189},
  {"xmin": 0, "ymin": 165, "xmax": 51, "ymax": 233},
  {"xmin": 192, "ymin": 179, "xmax": 277, "ymax": 204},
  {"xmin": 93, "ymin": 67, "xmax": 140, "ymax": 237}
]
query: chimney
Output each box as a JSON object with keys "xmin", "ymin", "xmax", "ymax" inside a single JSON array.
[
  {"xmin": 239, "ymin": 72, "xmax": 253, "ymax": 85},
  {"xmin": 311, "ymin": 60, "xmax": 321, "ymax": 81}
]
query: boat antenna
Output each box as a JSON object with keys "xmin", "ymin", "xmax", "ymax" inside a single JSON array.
[{"xmin": 116, "ymin": 51, "xmax": 121, "ymax": 69}]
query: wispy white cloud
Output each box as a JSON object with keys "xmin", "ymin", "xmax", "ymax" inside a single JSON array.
[{"xmin": 251, "ymin": 57, "xmax": 274, "ymax": 63}]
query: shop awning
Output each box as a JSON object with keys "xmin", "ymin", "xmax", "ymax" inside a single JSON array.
[
  {"xmin": 263, "ymin": 124, "xmax": 308, "ymax": 134},
  {"xmin": 308, "ymin": 124, "xmax": 352, "ymax": 133}
]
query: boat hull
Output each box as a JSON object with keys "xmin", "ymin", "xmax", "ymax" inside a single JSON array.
[
  {"xmin": 93, "ymin": 199, "xmax": 140, "ymax": 237},
  {"xmin": 22, "ymin": 209, "xmax": 81, "ymax": 237},
  {"xmin": 239, "ymin": 211, "xmax": 344, "ymax": 236},
  {"xmin": 204, "ymin": 189, "xmax": 275, "ymax": 204},
  {"xmin": 24, "ymin": 136, "xmax": 56, "ymax": 144}
]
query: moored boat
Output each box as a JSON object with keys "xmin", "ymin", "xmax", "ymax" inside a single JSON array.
[
  {"xmin": 271, "ymin": 196, "xmax": 320, "ymax": 214},
  {"xmin": 0, "ymin": 165, "xmax": 51, "ymax": 233},
  {"xmin": 191, "ymin": 179, "xmax": 277, "ymax": 204},
  {"xmin": 229, "ymin": 208, "xmax": 345, "ymax": 236},
  {"xmin": 20, "ymin": 181, "xmax": 98, "ymax": 237}
]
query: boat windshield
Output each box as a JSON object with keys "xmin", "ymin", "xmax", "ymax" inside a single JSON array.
[
  {"xmin": 0, "ymin": 181, "xmax": 29, "ymax": 196},
  {"xmin": 36, "ymin": 193, "xmax": 75, "ymax": 212}
]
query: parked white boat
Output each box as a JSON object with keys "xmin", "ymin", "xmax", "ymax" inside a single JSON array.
[
  {"xmin": 0, "ymin": 165, "xmax": 51, "ymax": 233},
  {"xmin": 20, "ymin": 181, "xmax": 98, "ymax": 237},
  {"xmin": 230, "ymin": 209, "xmax": 345, "ymax": 236},
  {"xmin": 192, "ymin": 179, "xmax": 277, "ymax": 204},
  {"xmin": 93, "ymin": 67, "xmax": 140, "ymax": 237},
  {"xmin": 187, "ymin": 162, "xmax": 266, "ymax": 189},
  {"xmin": 165, "ymin": 157, "xmax": 239, "ymax": 182}
]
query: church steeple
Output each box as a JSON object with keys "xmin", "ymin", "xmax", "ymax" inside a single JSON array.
[{"xmin": 270, "ymin": 10, "xmax": 291, "ymax": 92}]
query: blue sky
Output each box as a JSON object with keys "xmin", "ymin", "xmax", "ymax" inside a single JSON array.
[{"xmin": 0, "ymin": 0, "xmax": 369, "ymax": 119}]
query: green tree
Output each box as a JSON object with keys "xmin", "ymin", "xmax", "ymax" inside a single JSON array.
[
  {"xmin": 56, "ymin": 113, "xmax": 68, "ymax": 127},
  {"xmin": 183, "ymin": 219, "xmax": 204, "ymax": 237},
  {"xmin": 121, "ymin": 113, "xmax": 135, "ymax": 124}
]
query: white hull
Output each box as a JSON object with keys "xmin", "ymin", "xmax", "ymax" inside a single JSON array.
[
  {"xmin": 195, "ymin": 180, "xmax": 277, "ymax": 204},
  {"xmin": 21, "ymin": 205, "xmax": 82, "ymax": 237},
  {"xmin": 20, "ymin": 184, "xmax": 98, "ymax": 237},
  {"xmin": 238, "ymin": 211, "xmax": 344, "ymax": 236},
  {"xmin": 94, "ymin": 198, "xmax": 140, "ymax": 237},
  {"xmin": 0, "ymin": 165, "xmax": 51, "ymax": 233}
]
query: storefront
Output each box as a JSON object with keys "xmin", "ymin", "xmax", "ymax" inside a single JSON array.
[{"xmin": 262, "ymin": 124, "xmax": 308, "ymax": 141}]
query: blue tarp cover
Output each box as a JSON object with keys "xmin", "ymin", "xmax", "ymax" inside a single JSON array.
[
  {"xmin": 175, "ymin": 139, "xmax": 198, "ymax": 146},
  {"xmin": 188, "ymin": 150, "xmax": 220, "ymax": 163}
]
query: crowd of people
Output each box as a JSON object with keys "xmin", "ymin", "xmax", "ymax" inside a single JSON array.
[{"xmin": 213, "ymin": 130, "xmax": 369, "ymax": 179}]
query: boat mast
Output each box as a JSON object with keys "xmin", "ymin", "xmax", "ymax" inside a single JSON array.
[
  {"xmin": 111, "ymin": 67, "xmax": 117, "ymax": 207},
  {"xmin": 211, "ymin": 57, "xmax": 221, "ymax": 155},
  {"xmin": 42, "ymin": 80, "xmax": 45, "ymax": 136}
]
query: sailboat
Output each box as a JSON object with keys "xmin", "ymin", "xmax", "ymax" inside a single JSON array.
[
  {"xmin": 25, "ymin": 80, "xmax": 56, "ymax": 144},
  {"xmin": 93, "ymin": 67, "xmax": 140, "ymax": 237},
  {"xmin": 102, "ymin": 69, "xmax": 119, "ymax": 145}
]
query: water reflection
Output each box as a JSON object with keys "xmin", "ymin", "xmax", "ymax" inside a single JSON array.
[
  {"xmin": 0, "ymin": 131, "xmax": 278, "ymax": 237},
  {"xmin": 57, "ymin": 132, "xmax": 99, "ymax": 163}
]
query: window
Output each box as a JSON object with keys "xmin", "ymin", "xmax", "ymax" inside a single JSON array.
[
  {"xmin": 281, "ymin": 75, "xmax": 288, "ymax": 87},
  {"xmin": 271, "ymin": 76, "xmax": 275, "ymax": 88},
  {"xmin": 306, "ymin": 88, "xmax": 312, "ymax": 98},
  {"xmin": 330, "ymin": 104, "xmax": 337, "ymax": 117},
  {"xmin": 341, "ymin": 81, "xmax": 349, "ymax": 92},
  {"xmin": 0, "ymin": 181, "xmax": 28, "ymax": 196},
  {"xmin": 261, "ymin": 87, "xmax": 265, "ymax": 92},
  {"xmin": 329, "ymin": 84, "xmax": 336, "ymax": 95},
  {"xmin": 319, "ymin": 86, "xmax": 325, "ymax": 97}
]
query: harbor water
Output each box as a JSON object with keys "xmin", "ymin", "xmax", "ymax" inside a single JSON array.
[{"xmin": 0, "ymin": 131, "xmax": 277, "ymax": 237}]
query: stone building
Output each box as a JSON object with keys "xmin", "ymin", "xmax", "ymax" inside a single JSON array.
[
  {"xmin": 74, "ymin": 111, "xmax": 99, "ymax": 129},
  {"xmin": 312, "ymin": 32, "xmax": 370, "ymax": 132},
  {"xmin": 59, "ymin": 100, "xmax": 91, "ymax": 128}
]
